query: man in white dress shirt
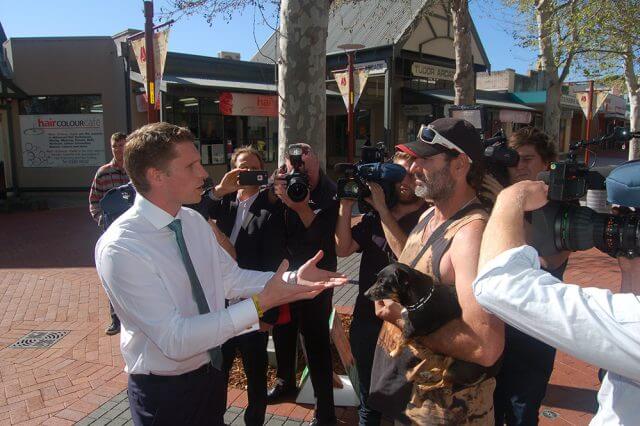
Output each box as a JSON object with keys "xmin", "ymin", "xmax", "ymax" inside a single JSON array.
[
  {"xmin": 95, "ymin": 122, "xmax": 346, "ymax": 426},
  {"xmin": 472, "ymin": 161, "xmax": 640, "ymax": 425}
]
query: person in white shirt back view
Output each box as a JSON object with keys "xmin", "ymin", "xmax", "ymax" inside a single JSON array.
[
  {"xmin": 95, "ymin": 122, "xmax": 347, "ymax": 426},
  {"xmin": 472, "ymin": 162, "xmax": 640, "ymax": 425}
]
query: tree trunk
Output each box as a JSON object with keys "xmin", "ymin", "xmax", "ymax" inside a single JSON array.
[
  {"xmin": 623, "ymin": 48, "xmax": 640, "ymax": 160},
  {"xmin": 277, "ymin": 0, "xmax": 329, "ymax": 168},
  {"xmin": 451, "ymin": 0, "xmax": 475, "ymax": 105},
  {"xmin": 535, "ymin": 0, "xmax": 562, "ymax": 145}
]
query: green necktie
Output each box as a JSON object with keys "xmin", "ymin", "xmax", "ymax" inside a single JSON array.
[{"xmin": 168, "ymin": 219, "xmax": 223, "ymax": 370}]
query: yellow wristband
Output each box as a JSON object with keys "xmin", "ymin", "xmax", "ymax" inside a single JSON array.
[{"xmin": 251, "ymin": 295, "xmax": 264, "ymax": 318}]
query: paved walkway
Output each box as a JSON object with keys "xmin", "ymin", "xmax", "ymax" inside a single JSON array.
[{"xmin": 0, "ymin": 206, "xmax": 621, "ymax": 425}]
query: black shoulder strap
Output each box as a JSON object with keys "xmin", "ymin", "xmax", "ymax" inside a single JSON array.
[{"xmin": 408, "ymin": 203, "xmax": 485, "ymax": 269}]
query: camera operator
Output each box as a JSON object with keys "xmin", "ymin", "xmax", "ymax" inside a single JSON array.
[
  {"xmin": 269, "ymin": 143, "xmax": 339, "ymax": 426},
  {"xmin": 493, "ymin": 127, "xmax": 571, "ymax": 425},
  {"xmin": 204, "ymin": 146, "xmax": 287, "ymax": 426},
  {"xmin": 473, "ymin": 161, "xmax": 640, "ymax": 425},
  {"xmin": 334, "ymin": 151, "xmax": 427, "ymax": 426}
]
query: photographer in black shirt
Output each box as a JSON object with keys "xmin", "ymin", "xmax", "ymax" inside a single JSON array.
[
  {"xmin": 269, "ymin": 143, "xmax": 340, "ymax": 426},
  {"xmin": 335, "ymin": 151, "xmax": 426, "ymax": 426},
  {"xmin": 204, "ymin": 146, "xmax": 288, "ymax": 426}
]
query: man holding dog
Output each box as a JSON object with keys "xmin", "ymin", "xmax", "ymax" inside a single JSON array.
[
  {"xmin": 335, "ymin": 150, "xmax": 426, "ymax": 425},
  {"xmin": 95, "ymin": 123, "xmax": 346, "ymax": 426},
  {"xmin": 369, "ymin": 118, "xmax": 504, "ymax": 424}
]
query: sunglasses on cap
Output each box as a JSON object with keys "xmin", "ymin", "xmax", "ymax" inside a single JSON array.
[{"xmin": 418, "ymin": 124, "xmax": 472, "ymax": 163}]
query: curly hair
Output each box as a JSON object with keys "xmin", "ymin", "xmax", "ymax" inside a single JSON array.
[{"xmin": 508, "ymin": 127, "xmax": 558, "ymax": 164}]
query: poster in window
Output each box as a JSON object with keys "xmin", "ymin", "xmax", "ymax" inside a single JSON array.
[{"xmin": 19, "ymin": 114, "xmax": 105, "ymax": 167}]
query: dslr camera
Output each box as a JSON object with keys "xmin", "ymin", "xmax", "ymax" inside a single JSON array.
[
  {"xmin": 335, "ymin": 143, "xmax": 406, "ymax": 212},
  {"xmin": 284, "ymin": 145, "xmax": 310, "ymax": 203},
  {"xmin": 532, "ymin": 127, "xmax": 640, "ymax": 258}
]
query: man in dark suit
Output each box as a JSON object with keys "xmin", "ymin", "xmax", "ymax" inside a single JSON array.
[{"xmin": 202, "ymin": 146, "xmax": 287, "ymax": 426}]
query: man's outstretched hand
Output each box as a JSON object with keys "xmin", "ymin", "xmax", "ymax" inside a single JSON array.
[{"xmin": 257, "ymin": 252, "xmax": 347, "ymax": 311}]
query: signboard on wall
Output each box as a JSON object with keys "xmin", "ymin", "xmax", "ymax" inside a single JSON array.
[
  {"xmin": 19, "ymin": 114, "xmax": 105, "ymax": 167},
  {"xmin": 411, "ymin": 62, "xmax": 455, "ymax": 81},
  {"xmin": 219, "ymin": 92, "xmax": 277, "ymax": 117}
]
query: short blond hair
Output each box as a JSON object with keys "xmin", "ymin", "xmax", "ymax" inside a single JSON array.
[{"xmin": 124, "ymin": 122, "xmax": 194, "ymax": 193}]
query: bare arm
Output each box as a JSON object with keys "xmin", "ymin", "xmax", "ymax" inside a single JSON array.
[
  {"xmin": 419, "ymin": 220, "xmax": 504, "ymax": 366},
  {"xmin": 478, "ymin": 181, "xmax": 549, "ymax": 271},
  {"xmin": 365, "ymin": 182, "xmax": 409, "ymax": 258},
  {"xmin": 335, "ymin": 199, "xmax": 360, "ymax": 257},
  {"xmin": 378, "ymin": 210, "xmax": 409, "ymax": 258}
]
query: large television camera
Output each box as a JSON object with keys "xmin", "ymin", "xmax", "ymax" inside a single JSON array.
[
  {"xmin": 531, "ymin": 127, "xmax": 640, "ymax": 258},
  {"xmin": 335, "ymin": 143, "xmax": 406, "ymax": 212}
]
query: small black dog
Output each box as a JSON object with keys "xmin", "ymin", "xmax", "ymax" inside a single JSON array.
[{"xmin": 365, "ymin": 262, "xmax": 500, "ymax": 391}]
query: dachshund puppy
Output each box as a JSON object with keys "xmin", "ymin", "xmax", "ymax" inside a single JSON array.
[{"xmin": 365, "ymin": 262, "xmax": 500, "ymax": 392}]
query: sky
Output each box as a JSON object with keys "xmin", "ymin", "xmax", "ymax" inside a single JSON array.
[{"xmin": 1, "ymin": 0, "xmax": 539, "ymax": 74}]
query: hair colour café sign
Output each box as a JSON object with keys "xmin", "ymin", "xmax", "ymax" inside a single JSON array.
[
  {"xmin": 219, "ymin": 92, "xmax": 277, "ymax": 117},
  {"xmin": 19, "ymin": 114, "xmax": 105, "ymax": 168}
]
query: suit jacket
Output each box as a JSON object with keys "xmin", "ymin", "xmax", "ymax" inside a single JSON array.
[{"xmin": 208, "ymin": 188, "xmax": 287, "ymax": 273}]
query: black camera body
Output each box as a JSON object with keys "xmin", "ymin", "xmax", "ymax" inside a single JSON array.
[
  {"xmin": 285, "ymin": 146, "xmax": 309, "ymax": 203},
  {"xmin": 335, "ymin": 144, "xmax": 406, "ymax": 212},
  {"xmin": 482, "ymin": 129, "xmax": 519, "ymax": 187},
  {"xmin": 531, "ymin": 130, "xmax": 639, "ymax": 258}
]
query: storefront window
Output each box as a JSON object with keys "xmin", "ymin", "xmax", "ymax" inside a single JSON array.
[
  {"xmin": 245, "ymin": 116, "xmax": 277, "ymax": 162},
  {"xmin": 18, "ymin": 95, "xmax": 102, "ymax": 115}
]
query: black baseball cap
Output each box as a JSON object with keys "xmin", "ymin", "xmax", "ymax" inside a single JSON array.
[{"xmin": 397, "ymin": 118, "xmax": 483, "ymax": 163}]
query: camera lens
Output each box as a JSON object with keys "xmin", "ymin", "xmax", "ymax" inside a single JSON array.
[
  {"xmin": 554, "ymin": 205, "xmax": 640, "ymax": 256},
  {"xmin": 287, "ymin": 176, "xmax": 308, "ymax": 202},
  {"xmin": 344, "ymin": 181, "xmax": 360, "ymax": 197}
]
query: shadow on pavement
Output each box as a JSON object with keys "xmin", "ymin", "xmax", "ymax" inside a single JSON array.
[{"xmin": 0, "ymin": 207, "xmax": 100, "ymax": 269}]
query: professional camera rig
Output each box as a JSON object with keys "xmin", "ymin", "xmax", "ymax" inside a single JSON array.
[
  {"xmin": 335, "ymin": 143, "xmax": 406, "ymax": 212},
  {"xmin": 532, "ymin": 127, "xmax": 640, "ymax": 258}
]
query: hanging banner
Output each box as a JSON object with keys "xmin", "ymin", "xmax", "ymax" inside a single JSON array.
[
  {"xmin": 334, "ymin": 69, "xmax": 369, "ymax": 110},
  {"xmin": 131, "ymin": 28, "xmax": 170, "ymax": 109},
  {"xmin": 218, "ymin": 92, "xmax": 278, "ymax": 117},
  {"xmin": 576, "ymin": 91, "xmax": 609, "ymax": 118}
]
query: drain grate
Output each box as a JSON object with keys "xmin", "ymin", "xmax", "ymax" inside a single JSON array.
[{"xmin": 9, "ymin": 330, "xmax": 69, "ymax": 349}]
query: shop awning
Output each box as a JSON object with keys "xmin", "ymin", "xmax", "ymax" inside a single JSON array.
[
  {"xmin": 131, "ymin": 71, "xmax": 276, "ymax": 93},
  {"xmin": 131, "ymin": 71, "xmax": 342, "ymax": 97},
  {"xmin": 404, "ymin": 88, "xmax": 537, "ymax": 111}
]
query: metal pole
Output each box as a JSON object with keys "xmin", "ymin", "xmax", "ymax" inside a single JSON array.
[
  {"xmin": 585, "ymin": 80, "xmax": 594, "ymax": 163},
  {"xmin": 122, "ymin": 42, "xmax": 133, "ymax": 133},
  {"xmin": 144, "ymin": 1, "xmax": 158, "ymax": 123},
  {"xmin": 347, "ymin": 51, "xmax": 355, "ymax": 163}
]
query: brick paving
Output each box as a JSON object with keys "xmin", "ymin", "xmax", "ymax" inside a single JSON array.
[{"xmin": 0, "ymin": 206, "xmax": 624, "ymax": 425}]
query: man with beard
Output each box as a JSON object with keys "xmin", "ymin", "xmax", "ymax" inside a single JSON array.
[
  {"xmin": 335, "ymin": 151, "xmax": 427, "ymax": 425},
  {"xmin": 368, "ymin": 118, "xmax": 504, "ymax": 425}
]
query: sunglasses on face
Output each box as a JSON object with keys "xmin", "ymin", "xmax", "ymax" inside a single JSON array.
[{"xmin": 418, "ymin": 124, "xmax": 471, "ymax": 163}]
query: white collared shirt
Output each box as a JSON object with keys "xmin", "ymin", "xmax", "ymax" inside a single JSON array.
[
  {"xmin": 229, "ymin": 191, "xmax": 259, "ymax": 245},
  {"xmin": 473, "ymin": 245, "xmax": 640, "ymax": 425},
  {"xmin": 95, "ymin": 195, "xmax": 273, "ymax": 375}
]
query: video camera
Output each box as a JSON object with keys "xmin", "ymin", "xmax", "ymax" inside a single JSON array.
[
  {"xmin": 482, "ymin": 129, "xmax": 519, "ymax": 186},
  {"xmin": 531, "ymin": 127, "xmax": 640, "ymax": 258},
  {"xmin": 284, "ymin": 145, "xmax": 310, "ymax": 202},
  {"xmin": 335, "ymin": 143, "xmax": 406, "ymax": 212},
  {"xmin": 447, "ymin": 105, "xmax": 519, "ymax": 186}
]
